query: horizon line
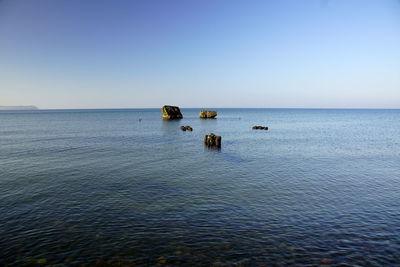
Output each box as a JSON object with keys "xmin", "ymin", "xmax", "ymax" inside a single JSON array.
[{"xmin": 2, "ymin": 107, "xmax": 400, "ymax": 110}]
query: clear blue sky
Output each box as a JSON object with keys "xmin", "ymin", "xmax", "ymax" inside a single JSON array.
[{"xmin": 1, "ymin": 0, "xmax": 399, "ymax": 109}]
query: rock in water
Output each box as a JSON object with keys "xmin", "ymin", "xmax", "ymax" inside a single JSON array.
[
  {"xmin": 200, "ymin": 110, "xmax": 217, "ymax": 119},
  {"xmin": 180, "ymin": 125, "xmax": 193, "ymax": 131},
  {"xmin": 162, "ymin": 105, "xmax": 183, "ymax": 120},
  {"xmin": 204, "ymin": 133, "xmax": 221, "ymax": 148},
  {"xmin": 252, "ymin": 125, "xmax": 268, "ymax": 130}
]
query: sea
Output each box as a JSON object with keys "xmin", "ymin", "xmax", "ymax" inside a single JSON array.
[{"xmin": 0, "ymin": 108, "xmax": 399, "ymax": 266}]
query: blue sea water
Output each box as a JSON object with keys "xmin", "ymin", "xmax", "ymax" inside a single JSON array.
[{"xmin": 0, "ymin": 108, "xmax": 399, "ymax": 266}]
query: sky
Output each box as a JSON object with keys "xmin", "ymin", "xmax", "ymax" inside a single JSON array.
[{"xmin": 0, "ymin": 0, "xmax": 399, "ymax": 109}]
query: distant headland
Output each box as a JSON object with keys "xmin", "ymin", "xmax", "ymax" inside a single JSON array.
[{"xmin": 0, "ymin": 106, "xmax": 39, "ymax": 110}]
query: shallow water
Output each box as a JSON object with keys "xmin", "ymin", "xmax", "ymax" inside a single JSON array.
[{"xmin": 0, "ymin": 108, "xmax": 399, "ymax": 266}]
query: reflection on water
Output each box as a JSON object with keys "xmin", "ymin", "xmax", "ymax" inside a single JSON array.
[{"xmin": 0, "ymin": 108, "xmax": 400, "ymax": 265}]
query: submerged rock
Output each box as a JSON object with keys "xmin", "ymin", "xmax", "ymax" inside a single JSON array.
[
  {"xmin": 204, "ymin": 133, "xmax": 221, "ymax": 148},
  {"xmin": 180, "ymin": 126, "xmax": 193, "ymax": 131},
  {"xmin": 162, "ymin": 105, "xmax": 183, "ymax": 120},
  {"xmin": 252, "ymin": 126, "xmax": 268, "ymax": 130},
  {"xmin": 200, "ymin": 110, "xmax": 217, "ymax": 119}
]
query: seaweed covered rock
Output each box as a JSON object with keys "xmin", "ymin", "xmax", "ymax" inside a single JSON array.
[
  {"xmin": 204, "ymin": 133, "xmax": 221, "ymax": 148},
  {"xmin": 200, "ymin": 110, "xmax": 217, "ymax": 119},
  {"xmin": 162, "ymin": 105, "xmax": 183, "ymax": 120},
  {"xmin": 252, "ymin": 126, "xmax": 268, "ymax": 130}
]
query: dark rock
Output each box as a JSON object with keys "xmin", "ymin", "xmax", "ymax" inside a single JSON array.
[
  {"xmin": 162, "ymin": 105, "xmax": 183, "ymax": 120},
  {"xmin": 204, "ymin": 133, "xmax": 221, "ymax": 148},
  {"xmin": 252, "ymin": 125, "xmax": 268, "ymax": 130},
  {"xmin": 180, "ymin": 126, "xmax": 193, "ymax": 131}
]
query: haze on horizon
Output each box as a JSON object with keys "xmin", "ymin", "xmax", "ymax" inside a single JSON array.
[{"xmin": 0, "ymin": 0, "xmax": 399, "ymax": 109}]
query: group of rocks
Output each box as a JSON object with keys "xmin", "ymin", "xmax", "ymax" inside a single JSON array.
[
  {"xmin": 162, "ymin": 105, "xmax": 268, "ymax": 148},
  {"xmin": 162, "ymin": 105, "xmax": 218, "ymax": 120}
]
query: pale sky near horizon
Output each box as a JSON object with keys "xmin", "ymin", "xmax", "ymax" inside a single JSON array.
[{"xmin": 1, "ymin": 0, "xmax": 400, "ymax": 109}]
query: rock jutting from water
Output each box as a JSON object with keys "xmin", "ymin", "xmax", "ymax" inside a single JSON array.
[
  {"xmin": 200, "ymin": 110, "xmax": 217, "ymax": 119},
  {"xmin": 180, "ymin": 126, "xmax": 193, "ymax": 131},
  {"xmin": 252, "ymin": 126, "xmax": 268, "ymax": 130},
  {"xmin": 162, "ymin": 105, "xmax": 183, "ymax": 120},
  {"xmin": 204, "ymin": 133, "xmax": 221, "ymax": 148}
]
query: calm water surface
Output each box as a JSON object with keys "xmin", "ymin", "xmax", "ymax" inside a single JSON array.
[{"xmin": 0, "ymin": 109, "xmax": 399, "ymax": 266}]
